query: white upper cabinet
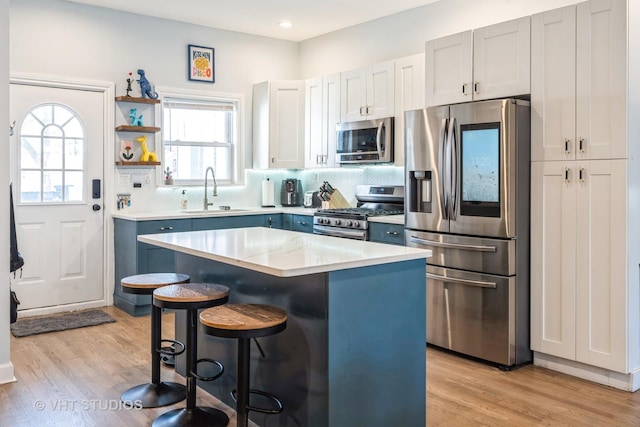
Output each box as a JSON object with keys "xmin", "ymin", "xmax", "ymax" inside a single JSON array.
[
  {"xmin": 575, "ymin": 0, "xmax": 627, "ymax": 160},
  {"xmin": 305, "ymin": 73, "xmax": 340, "ymax": 168},
  {"xmin": 341, "ymin": 60, "xmax": 394, "ymax": 122},
  {"xmin": 425, "ymin": 31, "xmax": 473, "ymax": 106},
  {"xmin": 425, "ymin": 17, "xmax": 530, "ymax": 106},
  {"xmin": 253, "ymin": 80, "xmax": 305, "ymax": 169},
  {"xmin": 394, "ymin": 53, "xmax": 425, "ymax": 166},
  {"xmin": 532, "ymin": 0, "xmax": 626, "ymax": 162}
]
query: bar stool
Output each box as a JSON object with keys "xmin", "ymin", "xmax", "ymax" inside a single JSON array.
[
  {"xmin": 152, "ymin": 283, "xmax": 230, "ymax": 427},
  {"xmin": 200, "ymin": 304, "xmax": 287, "ymax": 427},
  {"xmin": 120, "ymin": 273, "xmax": 190, "ymax": 408}
]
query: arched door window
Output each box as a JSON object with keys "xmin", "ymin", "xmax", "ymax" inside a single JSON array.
[{"xmin": 19, "ymin": 104, "xmax": 85, "ymax": 203}]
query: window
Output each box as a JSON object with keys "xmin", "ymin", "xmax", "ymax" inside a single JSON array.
[
  {"xmin": 163, "ymin": 94, "xmax": 240, "ymax": 185},
  {"xmin": 19, "ymin": 104, "xmax": 85, "ymax": 203}
]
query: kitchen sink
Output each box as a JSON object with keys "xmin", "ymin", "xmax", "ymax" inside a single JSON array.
[{"xmin": 182, "ymin": 208, "xmax": 249, "ymax": 215}]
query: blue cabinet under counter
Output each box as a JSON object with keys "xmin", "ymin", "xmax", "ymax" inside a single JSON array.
[{"xmin": 368, "ymin": 222, "xmax": 405, "ymax": 245}]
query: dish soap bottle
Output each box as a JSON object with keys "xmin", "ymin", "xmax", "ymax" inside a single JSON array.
[{"xmin": 181, "ymin": 190, "xmax": 188, "ymax": 210}]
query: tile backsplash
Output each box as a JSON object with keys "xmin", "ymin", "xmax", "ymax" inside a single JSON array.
[{"xmin": 114, "ymin": 166, "xmax": 404, "ymax": 212}]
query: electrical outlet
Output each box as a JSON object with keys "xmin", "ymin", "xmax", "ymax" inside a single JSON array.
[{"xmin": 144, "ymin": 174, "xmax": 151, "ymax": 184}]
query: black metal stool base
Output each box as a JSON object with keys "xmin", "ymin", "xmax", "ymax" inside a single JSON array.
[
  {"xmin": 152, "ymin": 407, "xmax": 229, "ymax": 427},
  {"xmin": 121, "ymin": 382, "xmax": 186, "ymax": 408}
]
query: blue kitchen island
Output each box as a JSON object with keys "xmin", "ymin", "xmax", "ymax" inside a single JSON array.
[{"xmin": 138, "ymin": 227, "xmax": 430, "ymax": 427}]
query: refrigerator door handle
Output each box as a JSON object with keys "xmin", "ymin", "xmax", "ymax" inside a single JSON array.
[
  {"xmin": 376, "ymin": 120, "xmax": 385, "ymax": 157},
  {"xmin": 448, "ymin": 117, "xmax": 458, "ymax": 220},
  {"xmin": 427, "ymin": 272, "xmax": 497, "ymax": 289},
  {"xmin": 409, "ymin": 236, "xmax": 497, "ymax": 252},
  {"xmin": 438, "ymin": 118, "xmax": 448, "ymax": 219}
]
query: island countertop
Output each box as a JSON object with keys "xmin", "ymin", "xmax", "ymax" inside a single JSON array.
[{"xmin": 138, "ymin": 227, "xmax": 430, "ymax": 277}]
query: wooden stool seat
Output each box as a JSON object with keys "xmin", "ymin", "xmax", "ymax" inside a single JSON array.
[
  {"xmin": 200, "ymin": 304, "xmax": 287, "ymax": 426},
  {"xmin": 121, "ymin": 273, "xmax": 190, "ymax": 294},
  {"xmin": 154, "ymin": 283, "xmax": 230, "ymax": 304},
  {"xmin": 200, "ymin": 304, "xmax": 287, "ymax": 336}
]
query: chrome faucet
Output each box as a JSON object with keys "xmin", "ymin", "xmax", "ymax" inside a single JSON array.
[{"xmin": 204, "ymin": 166, "xmax": 218, "ymax": 210}]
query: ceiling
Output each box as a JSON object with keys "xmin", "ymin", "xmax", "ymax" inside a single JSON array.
[{"xmin": 64, "ymin": 0, "xmax": 441, "ymax": 42}]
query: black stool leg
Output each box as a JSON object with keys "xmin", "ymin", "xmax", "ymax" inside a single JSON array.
[
  {"xmin": 152, "ymin": 309, "xmax": 228, "ymax": 427},
  {"xmin": 237, "ymin": 337, "xmax": 251, "ymax": 427},
  {"xmin": 121, "ymin": 304, "xmax": 185, "ymax": 408}
]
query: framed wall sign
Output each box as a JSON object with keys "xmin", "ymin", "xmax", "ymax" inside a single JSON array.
[{"xmin": 188, "ymin": 44, "xmax": 215, "ymax": 83}]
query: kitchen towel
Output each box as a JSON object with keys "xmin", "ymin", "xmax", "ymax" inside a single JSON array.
[{"xmin": 261, "ymin": 178, "xmax": 275, "ymax": 207}]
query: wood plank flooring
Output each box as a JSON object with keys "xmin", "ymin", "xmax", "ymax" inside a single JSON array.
[{"xmin": 2, "ymin": 306, "xmax": 640, "ymax": 426}]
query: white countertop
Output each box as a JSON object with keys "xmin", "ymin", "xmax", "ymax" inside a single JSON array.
[
  {"xmin": 112, "ymin": 206, "xmax": 317, "ymax": 221},
  {"xmin": 112, "ymin": 206, "xmax": 405, "ymax": 225},
  {"xmin": 138, "ymin": 227, "xmax": 429, "ymax": 277},
  {"xmin": 368, "ymin": 214, "xmax": 405, "ymax": 225}
]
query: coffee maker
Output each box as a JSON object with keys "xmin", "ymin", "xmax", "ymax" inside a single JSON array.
[{"xmin": 280, "ymin": 178, "xmax": 302, "ymax": 207}]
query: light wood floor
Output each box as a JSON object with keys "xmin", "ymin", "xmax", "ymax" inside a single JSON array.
[{"xmin": 2, "ymin": 306, "xmax": 640, "ymax": 426}]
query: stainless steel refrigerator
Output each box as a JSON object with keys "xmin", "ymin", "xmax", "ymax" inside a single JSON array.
[{"xmin": 404, "ymin": 98, "xmax": 531, "ymax": 367}]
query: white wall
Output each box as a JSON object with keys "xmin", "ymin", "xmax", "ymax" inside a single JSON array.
[
  {"xmin": 10, "ymin": 0, "xmax": 300, "ymax": 170},
  {"xmin": 299, "ymin": 0, "xmax": 579, "ymax": 78},
  {"xmin": 1, "ymin": 0, "xmax": 15, "ymax": 385}
]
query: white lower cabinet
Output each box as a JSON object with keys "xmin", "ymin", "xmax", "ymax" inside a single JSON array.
[{"xmin": 530, "ymin": 159, "xmax": 627, "ymax": 372}]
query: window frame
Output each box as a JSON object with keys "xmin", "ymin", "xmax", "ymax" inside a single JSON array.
[
  {"xmin": 18, "ymin": 103, "xmax": 87, "ymax": 205},
  {"xmin": 158, "ymin": 87, "xmax": 244, "ymax": 186}
]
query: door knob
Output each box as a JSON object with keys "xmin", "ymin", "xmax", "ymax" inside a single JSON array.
[{"xmin": 92, "ymin": 204, "xmax": 101, "ymax": 211}]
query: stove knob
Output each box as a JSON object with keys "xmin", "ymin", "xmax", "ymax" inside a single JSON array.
[
  {"xmin": 352, "ymin": 220, "xmax": 359, "ymax": 228},
  {"xmin": 345, "ymin": 220, "xmax": 352, "ymax": 227},
  {"xmin": 320, "ymin": 218, "xmax": 328, "ymax": 225},
  {"xmin": 333, "ymin": 219, "xmax": 341, "ymax": 226}
]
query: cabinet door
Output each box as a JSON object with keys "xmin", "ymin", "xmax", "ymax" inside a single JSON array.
[
  {"xmin": 291, "ymin": 215, "xmax": 313, "ymax": 233},
  {"xmin": 575, "ymin": 159, "xmax": 627, "ymax": 371},
  {"xmin": 530, "ymin": 161, "xmax": 576, "ymax": 360},
  {"xmin": 531, "ymin": 6, "xmax": 576, "ymax": 162},
  {"xmin": 473, "ymin": 16, "xmax": 531, "ymax": 101},
  {"xmin": 367, "ymin": 60, "xmax": 395, "ymax": 119},
  {"xmin": 394, "ymin": 54, "xmax": 425, "ymax": 166},
  {"xmin": 268, "ymin": 81, "xmax": 305, "ymax": 169},
  {"xmin": 425, "ymin": 30, "xmax": 473, "ymax": 106},
  {"xmin": 322, "ymin": 73, "xmax": 340, "ymax": 167},
  {"xmin": 369, "ymin": 223, "xmax": 405, "ymax": 245},
  {"xmin": 305, "ymin": 77, "xmax": 324, "ymax": 168},
  {"xmin": 576, "ymin": 0, "xmax": 627, "ymax": 160},
  {"xmin": 341, "ymin": 67, "xmax": 368, "ymax": 122}
]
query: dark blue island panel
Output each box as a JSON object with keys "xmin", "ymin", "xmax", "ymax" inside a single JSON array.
[{"xmin": 174, "ymin": 251, "xmax": 426, "ymax": 427}]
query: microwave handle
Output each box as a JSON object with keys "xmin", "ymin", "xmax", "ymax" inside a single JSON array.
[{"xmin": 376, "ymin": 120, "xmax": 385, "ymax": 156}]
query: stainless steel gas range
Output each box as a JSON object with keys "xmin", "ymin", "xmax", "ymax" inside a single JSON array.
[{"xmin": 313, "ymin": 185, "xmax": 404, "ymax": 240}]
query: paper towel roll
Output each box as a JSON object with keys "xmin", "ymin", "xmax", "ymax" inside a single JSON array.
[{"xmin": 261, "ymin": 178, "xmax": 275, "ymax": 207}]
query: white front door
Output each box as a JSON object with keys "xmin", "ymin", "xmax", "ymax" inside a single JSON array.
[{"xmin": 10, "ymin": 83, "xmax": 105, "ymax": 314}]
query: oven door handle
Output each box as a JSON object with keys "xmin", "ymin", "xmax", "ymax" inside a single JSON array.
[
  {"xmin": 313, "ymin": 225, "xmax": 366, "ymax": 240},
  {"xmin": 409, "ymin": 236, "xmax": 497, "ymax": 252},
  {"xmin": 426, "ymin": 272, "xmax": 497, "ymax": 289}
]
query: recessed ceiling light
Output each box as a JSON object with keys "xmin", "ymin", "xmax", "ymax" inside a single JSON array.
[{"xmin": 279, "ymin": 21, "xmax": 293, "ymax": 29}]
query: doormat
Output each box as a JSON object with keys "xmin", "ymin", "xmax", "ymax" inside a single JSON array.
[{"xmin": 10, "ymin": 309, "xmax": 116, "ymax": 337}]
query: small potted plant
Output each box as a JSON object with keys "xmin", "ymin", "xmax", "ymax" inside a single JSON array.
[{"xmin": 164, "ymin": 167, "xmax": 173, "ymax": 185}]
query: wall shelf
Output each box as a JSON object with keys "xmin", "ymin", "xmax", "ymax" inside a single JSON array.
[
  {"xmin": 115, "ymin": 125, "xmax": 161, "ymax": 133},
  {"xmin": 115, "ymin": 96, "xmax": 160, "ymax": 104},
  {"xmin": 115, "ymin": 161, "xmax": 161, "ymax": 167}
]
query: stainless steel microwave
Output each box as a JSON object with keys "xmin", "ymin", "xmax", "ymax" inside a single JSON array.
[{"xmin": 336, "ymin": 117, "xmax": 394, "ymax": 164}]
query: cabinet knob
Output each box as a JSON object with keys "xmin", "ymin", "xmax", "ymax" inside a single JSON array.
[
  {"xmin": 564, "ymin": 138, "xmax": 571, "ymax": 154},
  {"xmin": 474, "ymin": 82, "xmax": 479, "ymax": 94},
  {"xmin": 462, "ymin": 83, "xmax": 469, "ymax": 95},
  {"xmin": 579, "ymin": 137, "xmax": 585, "ymax": 153},
  {"xmin": 564, "ymin": 167, "xmax": 571, "ymax": 183}
]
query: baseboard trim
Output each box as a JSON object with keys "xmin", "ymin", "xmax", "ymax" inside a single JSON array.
[
  {"xmin": 16, "ymin": 299, "xmax": 107, "ymax": 319},
  {"xmin": 0, "ymin": 361, "xmax": 16, "ymax": 385},
  {"xmin": 534, "ymin": 352, "xmax": 639, "ymax": 392}
]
